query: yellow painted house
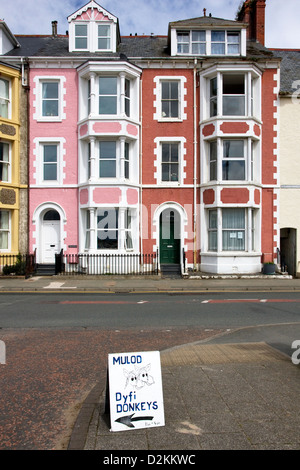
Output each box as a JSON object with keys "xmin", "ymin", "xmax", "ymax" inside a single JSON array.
[{"xmin": 0, "ymin": 60, "xmax": 27, "ymax": 255}]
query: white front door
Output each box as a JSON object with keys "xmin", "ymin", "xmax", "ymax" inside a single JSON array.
[{"xmin": 42, "ymin": 220, "xmax": 60, "ymax": 263}]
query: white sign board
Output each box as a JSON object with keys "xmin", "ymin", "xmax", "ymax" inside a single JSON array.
[{"xmin": 108, "ymin": 351, "xmax": 165, "ymax": 432}]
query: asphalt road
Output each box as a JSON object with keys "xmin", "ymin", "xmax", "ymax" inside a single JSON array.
[
  {"xmin": 1, "ymin": 291, "xmax": 300, "ymax": 450},
  {"xmin": 1, "ymin": 291, "xmax": 300, "ymax": 329}
]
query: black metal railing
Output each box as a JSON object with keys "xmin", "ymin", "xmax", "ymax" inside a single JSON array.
[
  {"xmin": 182, "ymin": 248, "xmax": 186, "ymax": 275},
  {"xmin": 0, "ymin": 253, "xmax": 36, "ymax": 276},
  {"xmin": 56, "ymin": 252, "xmax": 159, "ymax": 276}
]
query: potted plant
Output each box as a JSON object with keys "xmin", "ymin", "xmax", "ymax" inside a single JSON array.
[{"xmin": 263, "ymin": 262, "xmax": 276, "ymax": 275}]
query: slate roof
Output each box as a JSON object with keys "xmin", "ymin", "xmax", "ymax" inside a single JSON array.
[
  {"xmin": 4, "ymin": 34, "xmax": 275, "ymax": 62},
  {"xmin": 168, "ymin": 16, "xmax": 247, "ymax": 28},
  {"xmin": 272, "ymin": 49, "xmax": 300, "ymax": 94}
]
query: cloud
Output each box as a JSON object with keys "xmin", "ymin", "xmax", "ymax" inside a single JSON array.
[{"xmin": 1, "ymin": 0, "xmax": 299, "ymax": 48}]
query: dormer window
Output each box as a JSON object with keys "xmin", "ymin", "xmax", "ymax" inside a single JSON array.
[
  {"xmin": 98, "ymin": 24, "xmax": 111, "ymax": 50},
  {"xmin": 177, "ymin": 31, "xmax": 206, "ymax": 55},
  {"xmin": 170, "ymin": 16, "xmax": 246, "ymax": 57},
  {"xmin": 68, "ymin": 1, "xmax": 119, "ymax": 53},
  {"xmin": 75, "ymin": 24, "xmax": 88, "ymax": 50},
  {"xmin": 211, "ymin": 31, "xmax": 240, "ymax": 55},
  {"xmin": 176, "ymin": 29, "xmax": 240, "ymax": 56}
]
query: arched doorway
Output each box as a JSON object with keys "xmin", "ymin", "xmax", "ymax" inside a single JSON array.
[
  {"xmin": 159, "ymin": 208, "xmax": 181, "ymax": 264},
  {"xmin": 41, "ymin": 209, "xmax": 61, "ymax": 263}
]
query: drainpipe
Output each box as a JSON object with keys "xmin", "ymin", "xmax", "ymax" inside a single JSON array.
[
  {"xmin": 139, "ymin": 77, "xmax": 143, "ymax": 259},
  {"xmin": 21, "ymin": 58, "xmax": 30, "ymax": 254},
  {"xmin": 193, "ymin": 58, "xmax": 198, "ymax": 269}
]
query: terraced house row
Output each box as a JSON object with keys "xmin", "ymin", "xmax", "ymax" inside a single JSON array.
[{"xmin": 0, "ymin": 0, "xmax": 300, "ymax": 276}]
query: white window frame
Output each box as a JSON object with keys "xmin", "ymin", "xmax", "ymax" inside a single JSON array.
[
  {"xmin": 97, "ymin": 23, "xmax": 111, "ymax": 51},
  {"xmin": 208, "ymin": 138, "xmax": 250, "ymax": 182},
  {"xmin": 34, "ymin": 137, "xmax": 65, "ymax": 186},
  {"xmin": 0, "ymin": 77, "xmax": 10, "ymax": 119},
  {"xmin": 154, "ymin": 137, "xmax": 186, "ymax": 185},
  {"xmin": 202, "ymin": 68, "xmax": 261, "ymax": 121},
  {"xmin": 207, "ymin": 207, "xmax": 258, "ymax": 253},
  {"xmin": 175, "ymin": 29, "xmax": 241, "ymax": 56},
  {"xmin": 69, "ymin": 21, "xmax": 115, "ymax": 53},
  {"xmin": 99, "ymin": 140, "xmax": 117, "ymax": 178},
  {"xmin": 82, "ymin": 137, "xmax": 135, "ymax": 183},
  {"xmin": 154, "ymin": 76, "xmax": 187, "ymax": 122},
  {"xmin": 0, "ymin": 141, "xmax": 11, "ymax": 183},
  {"xmin": 85, "ymin": 207, "xmax": 136, "ymax": 252},
  {"xmin": 98, "ymin": 76, "xmax": 118, "ymax": 115},
  {"xmin": 34, "ymin": 77, "xmax": 66, "ymax": 122},
  {"xmin": 75, "ymin": 23, "xmax": 88, "ymax": 50},
  {"xmin": 0, "ymin": 209, "xmax": 10, "ymax": 252}
]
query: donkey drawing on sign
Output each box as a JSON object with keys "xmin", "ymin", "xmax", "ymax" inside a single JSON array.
[{"xmin": 124, "ymin": 363, "xmax": 155, "ymax": 389}]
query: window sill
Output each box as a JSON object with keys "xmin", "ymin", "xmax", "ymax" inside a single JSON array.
[
  {"xmin": 36, "ymin": 117, "xmax": 63, "ymax": 123},
  {"xmin": 157, "ymin": 118, "xmax": 183, "ymax": 123},
  {"xmin": 202, "ymin": 251, "xmax": 261, "ymax": 257}
]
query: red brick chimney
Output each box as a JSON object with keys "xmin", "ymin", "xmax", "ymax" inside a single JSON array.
[{"xmin": 237, "ymin": 0, "xmax": 266, "ymax": 46}]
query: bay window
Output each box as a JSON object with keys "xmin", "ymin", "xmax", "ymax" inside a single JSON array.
[
  {"xmin": 84, "ymin": 138, "xmax": 133, "ymax": 181},
  {"xmin": 222, "ymin": 140, "xmax": 245, "ymax": 181},
  {"xmin": 222, "ymin": 208, "xmax": 245, "ymax": 251},
  {"xmin": 90, "ymin": 75, "xmax": 132, "ymax": 117},
  {"xmin": 83, "ymin": 208, "xmax": 134, "ymax": 251},
  {"xmin": 209, "ymin": 139, "xmax": 252, "ymax": 182},
  {"xmin": 124, "ymin": 142, "xmax": 130, "ymax": 179},
  {"xmin": 208, "ymin": 210, "xmax": 217, "ymax": 251},
  {"xmin": 125, "ymin": 78, "xmax": 130, "ymax": 117},
  {"xmin": 207, "ymin": 208, "xmax": 257, "ymax": 252},
  {"xmin": 99, "ymin": 141, "xmax": 116, "ymax": 177},
  {"xmin": 124, "ymin": 209, "xmax": 133, "ymax": 249},
  {"xmin": 209, "ymin": 140, "xmax": 217, "ymax": 181},
  {"xmin": 222, "ymin": 74, "xmax": 245, "ymax": 116},
  {"xmin": 208, "ymin": 71, "xmax": 260, "ymax": 118},
  {"xmin": 97, "ymin": 208, "xmax": 118, "ymax": 249},
  {"xmin": 99, "ymin": 77, "xmax": 117, "ymax": 115}
]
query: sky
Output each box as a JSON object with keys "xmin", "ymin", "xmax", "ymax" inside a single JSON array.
[{"xmin": 1, "ymin": 0, "xmax": 299, "ymax": 49}]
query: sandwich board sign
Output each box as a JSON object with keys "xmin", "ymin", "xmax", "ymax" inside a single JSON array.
[{"xmin": 107, "ymin": 350, "xmax": 165, "ymax": 432}]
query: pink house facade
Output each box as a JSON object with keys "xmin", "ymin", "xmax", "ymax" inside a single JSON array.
[
  {"xmin": 29, "ymin": 68, "xmax": 79, "ymax": 263},
  {"xmin": 28, "ymin": 3, "xmax": 141, "ymax": 268}
]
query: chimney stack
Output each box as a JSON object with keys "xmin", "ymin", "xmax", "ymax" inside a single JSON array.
[
  {"xmin": 237, "ymin": 0, "xmax": 266, "ymax": 46},
  {"xmin": 52, "ymin": 20, "xmax": 58, "ymax": 37}
]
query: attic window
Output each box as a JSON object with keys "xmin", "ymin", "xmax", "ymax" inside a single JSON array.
[
  {"xmin": 98, "ymin": 24, "xmax": 111, "ymax": 50},
  {"xmin": 175, "ymin": 28, "xmax": 241, "ymax": 56},
  {"xmin": 75, "ymin": 24, "xmax": 88, "ymax": 50},
  {"xmin": 211, "ymin": 30, "xmax": 240, "ymax": 55},
  {"xmin": 177, "ymin": 30, "xmax": 206, "ymax": 55}
]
